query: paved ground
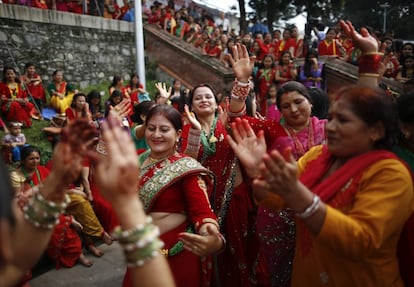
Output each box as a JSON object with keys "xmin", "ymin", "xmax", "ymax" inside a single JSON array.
[{"xmin": 30, "ymin": 243, "xmax": 126, "ymax": 287}]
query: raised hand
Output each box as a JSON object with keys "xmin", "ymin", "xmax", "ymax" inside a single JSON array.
[
  {"xmin": 155, "ymin": 82, "xmax": 172, "ymax": 100},
  {"xmin": 109, "ymin": 99, "xmax": 131, "ymax": 119},
  {"xmin": 226, "ymin": 118, "xmax": 267, "ymax": 178},
  {"xmin": 184, "ymin": 104, "xmax": 201, "ymax": 130},
  {"xmin": 339, "ymin": 20, "xmax": 378, "ymax": 54},
  {"xmin": 228, "ymin": 43, "xmax": 254, "ymax": 82}
]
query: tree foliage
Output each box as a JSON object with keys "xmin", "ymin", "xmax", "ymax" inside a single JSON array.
[{"xmin": 241, "ymin": 0, "xmax": 414, "ymax": 39}]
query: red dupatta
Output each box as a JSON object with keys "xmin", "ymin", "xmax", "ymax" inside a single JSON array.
[
  {"xmin": 138, "ymin": 151, "xmax": 214, "ymax": 212},
  {"xmin": 299, "ymin": 145, "xmax": 414, "ymax": 285},
  {"xmin": 300, "ymin": 145, "xmax": 397, "ymax": 204}
]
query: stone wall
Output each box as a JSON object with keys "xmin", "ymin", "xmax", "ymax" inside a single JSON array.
[
  {"xmin": 0, "ymin": 4, "xmax": 136, "ymax": 89},
  {"xmin": 144, "ymin": 24, "xmax": 235, "ymax": 94},
  {"xmin": 0, "ymin": 4, "xmax": 236, "ymax": 94}
]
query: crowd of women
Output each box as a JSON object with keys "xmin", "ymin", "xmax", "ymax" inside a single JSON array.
[{"xmin": 1, "ymin": 18, "xmax": 414, "ymax": 287}]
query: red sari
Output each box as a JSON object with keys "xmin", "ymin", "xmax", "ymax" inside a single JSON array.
[
  {"xmin": 182, "ymin": 117, "xmax": 285, "ymax": 287},
  {"xmin": 88, "ymin": 166, "xmax": 119, "ymax": 233},
  {"xmin": 261, "ymin": 118, "xmax": 326, "ymax": 287},
  {"xmin": 318, "ymin": 39, "xmax": 340, "ymax": 56},
  {"xmin": 26, "ymin": 166, "xmax": 83, "ymax": 269},
  {"xmin": 20, "ymin": 73, "xmax": 46, "ymax": 103},
  {"xmin": 123, "ymin": 152, "xmax": 217, "ymax": 287},
  {"xmin": 0, "ymin": 82, "xmax": 36, "ymax": 127},
  {"xmin": 255, "ymin": 68, "xmax": 276, "ymax": 114}
]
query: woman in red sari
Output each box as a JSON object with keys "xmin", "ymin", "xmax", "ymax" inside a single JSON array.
[
  {"xmin": 255, "ymin": 54, "xmax": 277, "ymax": 114},
  {"xmin": 20, "ymin": 62, "xmax": 46, "ymax": 112},
  {"xmin": 275, "ymin": 51, "xmax": 297, "ymax": 88},
  {"xmin": 177, "ymin": 44, "xmax": 288, "ymax": 287},
  {"xmin": 122, "ymin": 104, "xmax": 224, "ymax": 287},
  {"xmin": 318, "ymin": 28, "xmax": 346, "ymax": 59},
  {"xmin": 228, "ymin": 21, "xmax": 414, "ymax": 287},
  {"xmin": 65, "ymin": 93, "xmax": 92, "ymax": 124},
  {"xmin": 9, "ymin": 146, "xmax": 90, "ymax": 269},
  {"xmin": 0, "ymin": 66, "xmax": 39, "ymax": 128}
]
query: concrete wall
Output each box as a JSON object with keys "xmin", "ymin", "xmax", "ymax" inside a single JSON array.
[{"xmin": 0, "ymin": 4, "xmax": 136, "ymax": 89}]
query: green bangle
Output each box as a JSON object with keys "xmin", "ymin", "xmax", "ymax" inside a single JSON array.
[{"xmin": 23, "ymin": 184, "xmax": 70, "ymax": 229}]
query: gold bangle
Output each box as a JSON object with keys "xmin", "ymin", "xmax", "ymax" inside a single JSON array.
[
  {"xmin": 358, "ymin": 73, "xmax": 380, "ymax": 77},
  {"xmin": 361, "ymin": 52, "xmax": 384, "ymax": 56}
]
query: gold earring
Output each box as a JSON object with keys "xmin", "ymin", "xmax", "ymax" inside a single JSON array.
[{"xmin": 404, "ymin": 132, "xmax": 411, "ymax": 139}]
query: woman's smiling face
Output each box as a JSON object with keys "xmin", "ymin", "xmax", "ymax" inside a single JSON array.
[
  {"xmin": 145, "ymin": 114, "xmax": 181, "ymax": 158},
  {"xmin": 191, "ymin": 86, "xmax": 217, "ymax": 117}
]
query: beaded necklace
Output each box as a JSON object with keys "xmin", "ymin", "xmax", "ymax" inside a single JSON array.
[
  {"xmin": 283, "ymin": 120, "xmax": 315, "ymax": 158},
  {"xmin": 200, "ymin": 116, "xmax": 218, "ymax": 158},
  {"xmin": 21, "ymin": 167, "xmax": 41, "ymax": 187}
]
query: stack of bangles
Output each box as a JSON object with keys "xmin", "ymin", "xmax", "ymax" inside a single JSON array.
[
  {"xmin": 358, "ymin": 52, "xmax": 384, "ymax": 77},
  {"xmin": 23, "ymin": 184, "xmax": 71, "ymax": 229},
  {"xmin": 228, "ymin": 79, "xmax": 250, "ymax": 117},
  {"xmin": 112, "ymin": 217, "xmax": 164, "ymax": 267}
]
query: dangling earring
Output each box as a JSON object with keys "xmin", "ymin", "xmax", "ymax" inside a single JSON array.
[
  {"xmin": 174, "ymin": 138, "xmax": 180, "ymax": 151},
  {"xmin": 404, "ymin": 131, "xmax": 411, "ymax": 139}
]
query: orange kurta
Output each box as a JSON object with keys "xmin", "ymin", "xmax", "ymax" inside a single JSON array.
[{"xmin": 261, "ymin": 145, "xmax": 413, "ymax": 287}]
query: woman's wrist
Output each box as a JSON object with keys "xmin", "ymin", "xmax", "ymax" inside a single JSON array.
[
  {"xmin": 40, "ymin": 173, "xmax": 68, "ymax": 202},
  {"xmin": 114, "ymin": 199, "xmax": 146, "ymax": 230},
  {"xmin": 23, "ymin": 184, "xmax": 71, "ymax": 229},
  {"xmin": 358, "ymin": 53, "xmax": 383, "ymax": 76}
]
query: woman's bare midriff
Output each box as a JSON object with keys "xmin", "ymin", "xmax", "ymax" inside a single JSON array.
[{"xmin": 150, "ymin": 212, "xmax": 187, "ymax": 234}]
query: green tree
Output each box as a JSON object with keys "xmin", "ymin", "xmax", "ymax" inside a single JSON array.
[
  {"xmin": 242, "ymin": 0, "xmax": 413, "ymax": 39},
  {"xmin": 244, "ymin": 0, "xmax": 344, "ymax": 33},
  {"xmin": 340, "ymin": 1, "xmax": 414, "ymax": 39}
]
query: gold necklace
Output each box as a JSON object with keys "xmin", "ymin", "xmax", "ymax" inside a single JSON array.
[
  {"xmin": 148, "ymin": 156, "xmax": 163, "ymax": 164},
  {"xmin": 146, "ymin": 152, "xmax": 176, "ymax": 166}
]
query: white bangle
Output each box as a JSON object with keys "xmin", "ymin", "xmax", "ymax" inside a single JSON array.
[{"xmin": 296, "ymin": 195, "xmax": 320, "ymax": 219}]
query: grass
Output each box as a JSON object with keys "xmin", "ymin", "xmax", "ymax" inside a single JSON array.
[{"xmin": 1, "ymin": 74, "xmax": 160, "ymax": 166}]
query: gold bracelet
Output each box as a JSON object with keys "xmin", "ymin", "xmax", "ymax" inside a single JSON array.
[{"xmin": 358, "ymin": 73, "xmax": 380, "ymax": 77}]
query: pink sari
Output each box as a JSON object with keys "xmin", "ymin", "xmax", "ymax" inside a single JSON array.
[{"xmin": 258, "ymin": 116, "xmax": 326, "ymax": 287}]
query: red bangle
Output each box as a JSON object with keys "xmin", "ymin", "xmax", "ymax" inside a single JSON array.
[{"xmin": 358, "ymin": 53, "xmax": 383, "ymax": 75}]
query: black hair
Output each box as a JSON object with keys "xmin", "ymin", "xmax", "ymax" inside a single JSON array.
[
  {"xmin": 308, "ymin": 87, "xmax": 329, "ymax": 119},
  {"xmin": 2, "ymin": 66, "xmax": 19, "ymax": 83},
  {"xmin": 145, "ymin": 104, "xmax": 183, "ymax": 132},
  {"xmin": 188, "ymin": 83, "xmax": 219, "ymax": 115},
  {"xmin": 397, "ymin": 91, "xmax": 414, "ymax": 123},
  {"xmin": 24, "ymin": 62, "xmax": 35, "ymax": 69},
  {"xmin": 70, "ymin": 93, "xmax": 87, "ymax": 109},
  {"xmin": 334, "ymin": 85, "xmax": 398, "ymax": 150},
  {"xmin": 303, "ymin": 48, "xmax": 319, "ymax": 78},
  {"xmin": 87, "ymin": 90, "xmax": 103, "ymax": 115},
  {"xmin": 109, "ymin": 75, "xmax": 123, "ymax": 89},
  {"xmin": 20, "ymin": 145, "xmax": 41, "ymax": 163},
  {"xmin": 276, "ymin": 81, "xmax": 311, "ymax": 110},
  {"xmin": 131, "ymin": 101, "xmax": 156, "ymax": 124}
]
